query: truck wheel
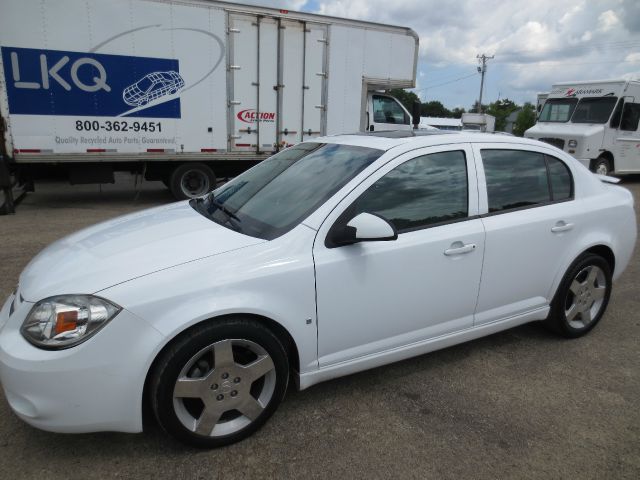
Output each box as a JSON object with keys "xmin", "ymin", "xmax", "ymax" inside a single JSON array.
[
  {"xmin": 593, "ymin": 157, "xmax": 612, "ymax": 176},
  {"xmin": 169, "ymin": 163, "xmax": 216, "ymax": 200}
]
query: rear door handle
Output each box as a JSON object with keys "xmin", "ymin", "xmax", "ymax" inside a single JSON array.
[
  {"xmin": 444, "ymin": 242, "xmax": 476, "ymax": 256},
  {"xmin": 551, "ymin": 221, "xmax": 574, "ymax": 233}
]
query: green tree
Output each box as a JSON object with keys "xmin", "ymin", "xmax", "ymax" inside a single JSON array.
[
  {"xmin": 513, "ymin": 102, "xmax": 536, "ymax": 136},
  {"xmin": 389, "ymin": 88, "xmax": 421, "ymax": 112},
  {"xmin": 486, "ymin": 99, "xmax": 519, "ymax": 131},
  {"xmin": 451, "ymin": 107, "xmax": 466, "ymax": 119},
  {"xmin": 420, "ymin": 100, "xmax": 452, "ymax": 117}
]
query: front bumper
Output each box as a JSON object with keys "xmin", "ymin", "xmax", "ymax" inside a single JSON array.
[{"xmin": 0, "ymin": 293, "xmax": 164, "ymax": 433}]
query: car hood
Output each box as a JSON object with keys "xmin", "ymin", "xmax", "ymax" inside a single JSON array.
[
  {"xmin": 525, "ymin": 122, "xmax": 605, "ymax": 139},
  {"xmin": 18, "ymin": 201, "xmax": 265, "ymax": 302}
]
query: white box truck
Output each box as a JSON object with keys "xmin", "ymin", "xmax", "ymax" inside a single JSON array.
[
  {"xmin": 525, "ymin": 79, "xmax": 640, "ymax": 176},
  {"xmin": 0, "ymin": 0, "xmax": 418, "ymax": 202},
  {"xmin": 461, "ymin": 113, "xmax": 495, "ymax": 132}
]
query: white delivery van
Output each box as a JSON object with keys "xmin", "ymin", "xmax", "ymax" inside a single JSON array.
[
  {"xmin": 525, "ymin": 79, "xmax": 640, "ymax": 176},
  {"xmin": 0, "ymin": 0, "xmax": 418, "ymax": 201}
]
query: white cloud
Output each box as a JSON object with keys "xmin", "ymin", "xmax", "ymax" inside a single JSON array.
[
  {"xmin": 597, "ymin": 10, "xmax": 620, "ymax": 32},
  {"xmin": 227, "ymin": 0, "xmax": 640, "ymax": 105},
  {"xmin": 313, "ymin": 0, "xmax": 640, "ymax": 103}
]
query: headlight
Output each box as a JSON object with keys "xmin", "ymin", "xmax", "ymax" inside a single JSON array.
[
  {"xmin": 21, "ymin": 295, "xmax": 121, "ymax": 349},
  {"xmin": 568, "ymin": 139, "xmax": 578, "ymax": 148}
]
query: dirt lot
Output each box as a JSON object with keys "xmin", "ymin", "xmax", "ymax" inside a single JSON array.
[{"xmin": 0, "ymin": 175, "xmax": 639, "ymax": 479}]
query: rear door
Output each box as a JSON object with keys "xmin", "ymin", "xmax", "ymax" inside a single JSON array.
[{"xmin": 472, "ymin": 144, "xmax": 578, "ymax": 324}]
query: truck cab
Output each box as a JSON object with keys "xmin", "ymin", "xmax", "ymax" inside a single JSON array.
[
  {"xmin": 365, "ymin": 93, "xmax": 413, "ymax": 132},
  {"xmin": 525, "ymin": 80, "xmax": 640, "ymax": 176}
]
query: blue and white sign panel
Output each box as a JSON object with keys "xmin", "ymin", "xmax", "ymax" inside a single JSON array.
[{"xmin": 2, "ymin": 46, "xmax": 183, "ymax": 119}]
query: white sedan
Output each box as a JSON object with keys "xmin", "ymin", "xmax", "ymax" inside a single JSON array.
[{"xmin": 0, "ymin": 132, "xmax": 636, "ymax": 447}]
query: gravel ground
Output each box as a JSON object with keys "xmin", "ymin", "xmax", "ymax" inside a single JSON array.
[{"xmin": 0, "ymin": 174, "xmax": 638, "ymax": 479}]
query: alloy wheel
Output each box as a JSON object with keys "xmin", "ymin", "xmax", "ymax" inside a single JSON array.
[
  {"xmin": 172, "ymin": 339, "xmax": 276, "ymax": 437},
  {"xmin": 564, "ymin": 265, "xmax": 607, "ymax": 329}
]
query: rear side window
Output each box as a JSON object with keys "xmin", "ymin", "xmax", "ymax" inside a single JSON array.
[
  {"xmin": 483, "ymin": 150, "xmax": 550, "ymax": 212},
  {"xmin": 482, "ymin": 150, "xmax": 573, "ymax": 213},
  {"xmin": 353, "ymin": 150, "xmax": 468, "ymax": 232},
  {"xmin": 547, "ymin": 156, "xmax": 573, "ymax": 200}
]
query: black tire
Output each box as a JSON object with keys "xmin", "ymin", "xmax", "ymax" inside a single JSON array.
[
  {"xmin": 545, "ymin": 253, "xmax": 612, "ymax": 338},
  {"xmin": 169, "ymin": 163, "xmax": 216, "ymax": 200},
  {"xmin": 593, "ymin": 156, "xmax": 613, "ymax": 176},
  {"xmin": 150, "ymin": 318, "xmax": 289, "ymax": 448}
]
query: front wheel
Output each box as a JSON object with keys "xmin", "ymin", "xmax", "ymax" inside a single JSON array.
[
  {"xmin": 593, "ymin": 156, "xmax": 613, "ymax": 176},
  {"xmin": 150, "ymin": 318, "xmax": 289, "ymax": 448},
  {"xmin": 546, "ymin": 253, "xmax": 612, "ymax": 338}
]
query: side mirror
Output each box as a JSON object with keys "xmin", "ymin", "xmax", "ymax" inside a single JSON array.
[
  {"xmin": 412, "ymin": 100, "xmax": 421, "ymax": 129},
  {"xmin": 327, "ymin": 212, "xmax": 397, "ymax": 247}
]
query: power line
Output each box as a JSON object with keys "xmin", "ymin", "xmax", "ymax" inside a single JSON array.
[{"xmin": 416, "ymin": 72, "xmax": 479, "ymax": 92}]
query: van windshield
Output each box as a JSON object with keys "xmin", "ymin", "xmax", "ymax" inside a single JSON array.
[
  {"xmin": 570, "ymin": 97, "xmax": 618, "ymax": 124},
  {"xmin": 538, "ymin": 98, "xmax": 578, "ymax": 122},
  {"xmin": 190, "ymin": 143, "xmax": 383, "ymax": 240}
]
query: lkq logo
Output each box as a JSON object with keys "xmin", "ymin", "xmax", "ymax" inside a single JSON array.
[
  {"xmin": 237, "ymin": 109, "xmax": 276, "ymax": 123},
  {"xmin": 1, "ymin": 46, "xmax": 182, "ymax": 119},
  {"xmin": 9, "ymin": 50, "xmax": 111, "ymax": 92}
]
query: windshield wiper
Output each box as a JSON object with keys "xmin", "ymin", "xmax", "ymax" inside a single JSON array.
[{"xmin": 208, "ymin": 197, "xmax": 241, "ymax": 222}]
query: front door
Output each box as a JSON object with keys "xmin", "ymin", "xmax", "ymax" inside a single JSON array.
[
  {"xmin": 369, "ymin": 94, "xmax": 413, "ymax": 132},
  {"xmin": 313, "ymin": 145, "xmax": 484, "ymax": 366},
  {"xmin": 612, "ymin": 98, "xmax": 640, "ymax": 172}
]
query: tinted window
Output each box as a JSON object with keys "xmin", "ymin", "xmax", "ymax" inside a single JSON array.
[
  {"xmin": 483, "ymin": 150, "xmax": 551, "ymax": 212},
  {"xmin": 571, "ymin": 97, "xmax": 618, "ymax": 124},
  {"xmin": 372, "ymin": 95, "xmax": 409, "ymax": 125},
  {"xmin": 620, "ymin": 103, "xmax": 640, "ymax": 131},
  {"xmin": 547, "ymin": 156, "xmax": 573, "ymax": 200},
  {"xmin": 352, "ymin": 151, "xmax": 468, "ymax": 232},
  {"xmin": 539, "ymin": 98, "xmax": 578, "ymax": 122},
  {"xmin": 192, "ymin": 143, "xmax": 382, "ymax": 240}
]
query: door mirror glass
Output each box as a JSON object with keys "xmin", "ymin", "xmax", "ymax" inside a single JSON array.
[{"xmin": 329, "ymin": 213, "xmax": 397, "ymax": 247}]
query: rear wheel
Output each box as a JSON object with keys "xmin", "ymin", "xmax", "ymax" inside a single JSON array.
[
  {"xmin": 593, "ymin": 156, "xmax": 613, "ymax": 176},
  {"xmin": 169, "ymin": 163, "xmax": 216, "ymax": 200},
  {"xmin": 150, "ymin": 318, "xmax": 289, "ymax": 448},
  {"xmin": 546, "ymin": 253, "xmax": 612, "ymax": 338}
]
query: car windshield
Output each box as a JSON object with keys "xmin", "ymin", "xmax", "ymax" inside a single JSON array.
[
  {"xmin": 538, "ymin": 98, "xmax": 578, "ymax": 122},
  {"xmin": 570, "ymin": 97, "xmax": 618, "ymax": 124},
  {"xmin": 191, "ymin": 143, "xmax": 383, "ymax": 240},
  {"xmin": 136, "ymin": 77, "xmax": 153, "ymax": 92}
]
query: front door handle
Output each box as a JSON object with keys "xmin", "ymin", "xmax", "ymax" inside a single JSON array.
[
  {"xmin": 551, "ymin": 221, "xmax": 574, "ymax": 233},
  {"xmin": 444, "ymin": 242, "xmax": 476, "ymax": 256}
]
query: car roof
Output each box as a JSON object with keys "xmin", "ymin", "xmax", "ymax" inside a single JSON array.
[{"xmin": 312, "ymin": 130, "xmax": 549, "ymax": 152}]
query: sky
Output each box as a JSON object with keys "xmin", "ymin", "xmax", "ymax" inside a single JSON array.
[{"xmin": 227, "ymin": 0, "xmax": 640, "ymax": 109}]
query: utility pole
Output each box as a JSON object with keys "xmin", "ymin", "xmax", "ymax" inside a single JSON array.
[{"xmin": 476, "ymin": 54, "xmax": 494, "ymax": 113}]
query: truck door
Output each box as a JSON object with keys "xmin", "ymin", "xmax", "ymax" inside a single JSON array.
[
  {"xmin": 228, "ymin": 14, "xmax": 259, "ymax": 152},
  {"xmin": 367, "ymin": 94, "xmax": 412, "ymax": 132},
  {"xmin": 278, "ymin": 20, "xmax": 304, "ymax": 147},
  {"xmin": 302, "ymin": 24, "xmax": 328, "ymax": 141},
  {"xmin": 228, "ymin": 15, "xmax": 327, "ymax": 152},
  {"xmin": 613, "ymin": 96, "xmax": 640, "ymax": 172}
]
